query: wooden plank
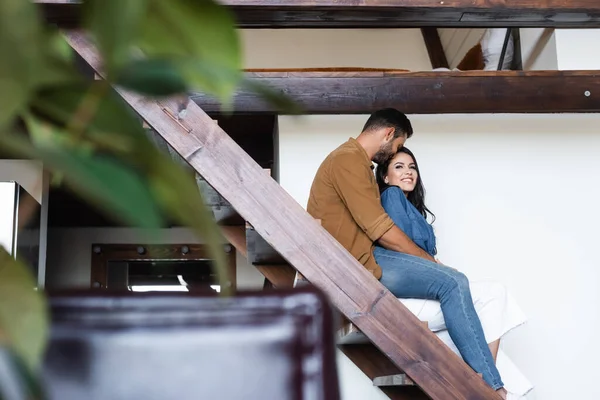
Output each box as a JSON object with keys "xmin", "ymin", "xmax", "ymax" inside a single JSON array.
[
  {"xmin": 255, "ymin": 264, "xmax": 296, "ymax": 289},
  {"xmin": 338, "ymin": 319, "xmax": 430, "ymax": 345},
  {"xmin": 190, "ymin": 69, "xmax": 600, "ymax": 114},
  {"xmin": 220, "ymin": 226, "xmax": 248, "ymax": 257},
  {"xmin": 421, "ymin": 28, "xmax": 449, "ymax": 69},
  {"xmin": 374, "ymin": 374, "xmax": 416, "ymax": 387},
  {"xmin": 338, "ymin": 344, "xmax": 432, "ymax": 400},
  {"xmin": 197, "ymin": 170, "xmax": 270, "ymax": 226},
  {"xmin": 66, "ymin": 30, "xmax": 501, "ymax": 400},
  {"xmin": 246, "ymin": 222, "xmax": 287, "ymax": 265},
  {"xmin": 197, "ymin": 175, "xmax": 244, "ymax": 226},
  {"xmin": 338, "ymin": 321, "xmax": 370, "ymax": 345},
  {"xmin": 38, "ymin": 0, "xmax": 600, "ymax": 28}
]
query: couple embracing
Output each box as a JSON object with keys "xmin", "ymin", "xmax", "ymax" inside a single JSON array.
[{"xmin": 307, "ymin": 108, "xmax": 532, "ymax": 399}]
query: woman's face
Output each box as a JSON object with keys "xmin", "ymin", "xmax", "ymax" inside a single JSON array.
[{"xmin": 384, "ymin": 152, "xmax": 418, "ymax": 193}]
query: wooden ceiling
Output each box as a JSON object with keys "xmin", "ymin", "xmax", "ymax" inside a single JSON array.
[{"xmin": 37, "ymin": 0, "xmax": 600, "ymax": 28}]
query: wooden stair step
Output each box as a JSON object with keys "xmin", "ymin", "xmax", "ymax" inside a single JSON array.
[
  {"xmin": 373, "ymin": 374, "xmax": 416, "ymax": 387},
  {"xmin": 220, "ymin": 225, "xmax": 295, "ymax": 289},
  {"xmin": 196, "ymin": 168, "xmax": 271, "ymax": 225},
  {"xmin": 337, "ymin": 320, "xmax": 369, "ymax": 345},
  {"xmin": 338, "ymin": 319, "xmax": 428, "ymax": 345},
  {"xmin": 197, "ymin": 175, "xmax": 243, "ymax": 225},
  {"xmin": 248, "ymin": 218, "xmax": 322, "ymax": 265},
  {"xmin": 255, "ymin": 264, "xmax": 296, "ymax": 289},
  {"xmin": 246, "ymin": 222, "xmax": 287, "ymax": 264}
]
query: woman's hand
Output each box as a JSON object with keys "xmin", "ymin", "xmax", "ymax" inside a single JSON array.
[{"xmin": 436, "ymin": 258, "xmax": 458, "ymax": 271}]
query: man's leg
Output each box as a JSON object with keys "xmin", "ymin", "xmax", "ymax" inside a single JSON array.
[{"xmin": 373, "ymin": 247, "xmax": 504, "ymax": 391}]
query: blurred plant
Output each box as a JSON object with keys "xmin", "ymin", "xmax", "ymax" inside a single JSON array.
[{"xmin": 0, "ymin": 0, "xmax": 299, "ymax": 388}]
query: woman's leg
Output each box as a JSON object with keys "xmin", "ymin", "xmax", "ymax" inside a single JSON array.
[{"xmin": 374, "ymin": 247, "xmax": 504, "ymax": 391}]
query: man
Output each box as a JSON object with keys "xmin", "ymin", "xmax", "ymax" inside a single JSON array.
[{"xmin": 307, "ymin": 108, "xmax": 508, "ymax": 399}]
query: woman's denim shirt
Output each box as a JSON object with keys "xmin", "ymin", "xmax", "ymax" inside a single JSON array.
[{"xmin": 379, "ymin": 186, "xmax": 437, "ymax": 257}]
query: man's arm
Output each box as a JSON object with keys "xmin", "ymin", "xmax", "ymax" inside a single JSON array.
[{"xmin": 378, "ymin": 226, "xmax": 436, "ymax": 262}]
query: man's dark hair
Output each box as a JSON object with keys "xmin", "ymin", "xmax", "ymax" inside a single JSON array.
[{"xmin": 361, "ymin": 108, "xmax": 413, "ymax": 139}]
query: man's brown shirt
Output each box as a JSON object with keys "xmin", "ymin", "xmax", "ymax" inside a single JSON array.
[{"xmin": 307, "ymin": 138, "xmax": 395, "ymax": 278}]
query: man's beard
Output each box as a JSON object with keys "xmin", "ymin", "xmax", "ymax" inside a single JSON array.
[{"xmin": 373, "ymin": 141, "xmax": 395, "ymax": 165}]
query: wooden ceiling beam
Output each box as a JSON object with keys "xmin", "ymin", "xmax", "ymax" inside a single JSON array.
[
  {"xmin": 36, "ymin": 0, "xmax": 600, "ymax": 28},
  {"xmin": 190, "ymin": 70, "xmax": 600, "ymax": 114},
  {"xmin": 420, "ymin": 28, "xmax": 450, "ymax": 69}
]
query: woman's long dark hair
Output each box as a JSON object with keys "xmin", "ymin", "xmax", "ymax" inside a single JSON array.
[{"xmin": 375, "ymin": 147, "xmax": 436, "ymax": 222}]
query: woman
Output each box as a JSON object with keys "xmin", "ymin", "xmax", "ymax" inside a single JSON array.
[{"xmin": 375, "ymin": 147, "xmax": 533, "ymax": 399}]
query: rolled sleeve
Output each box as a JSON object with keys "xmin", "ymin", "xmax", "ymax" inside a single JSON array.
[
  {"xmin": 366, "ymin": 213, "xmax": 395, "ymax": 241},
  {"xmin": 330, "ymin": 155, "xmax": 395, "ymax": 241}
]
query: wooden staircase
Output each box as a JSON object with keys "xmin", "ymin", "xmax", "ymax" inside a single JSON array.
[{"xmin": 66, "ymin": 31, "xmax": 501, "ymax": 400}]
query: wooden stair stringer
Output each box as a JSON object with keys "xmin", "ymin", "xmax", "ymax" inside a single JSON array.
[{"xmin": 66, "ymin": 30, "xmax": 501, "ymax": 400}]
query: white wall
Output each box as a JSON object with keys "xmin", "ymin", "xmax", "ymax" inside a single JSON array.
[
  {"xmin": 0, "ymin": 160, "xmax": 47, "ymax": 286},
  {"xmin": 0, "ymin": 182, "xmax": 17, "ymax": 253},
  {"xmin": 241, "ymin": 29, "xmax": 431, "ymax": 70},
  {"xmin": 520, "ymin": 28, "xmax": 558, "ymax": 70},
  {"xmin": 279, "ymin": 113, "xmax": 600, "ymax": 400},
  {"xmin": 0, "ymin": 160, "xmax": 43, "ymax": 203},
  {"xmin": 45, "ymin": 227, "xmax": 264, "ymax": 290},
  {"xmin": 555, "ymin": 29, "xmax": 600, "ymax": 70}
]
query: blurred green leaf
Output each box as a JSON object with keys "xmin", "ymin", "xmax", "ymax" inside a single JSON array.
[
  {"xmin": 0, "ymin": 346, "xmax": 44, "ymax": 399},
  {"xmin": 84, "ymin": 0, "xmax": 147, "ymax": 75},
  {"xmin": 31, "ymin": 82, "xmax": 146, "ymax": 154},
  {"xmin": 0, "ymin": 248, "xmax": 47, "ymax": 372},
  {"xmin": 36, "ymin": 30, "xmax": 82, "ymax": 88},
  {"xmin": 117, "ymin": 59, "xmax": 188, "ymax": 96},
  {"xmin": 148, "ymin": 160, "xmax": 231, "ymax": 295},
  {"xmin": 0, "ymin": 0, "xmax": 43, "ymax": 129},
  {"xmin": 6, "ymin": 125, "xmax": 164, "ymax": 230},
  {"xmin": 139, "ymin": 0, "xmax": 242, "ymax": 102}
]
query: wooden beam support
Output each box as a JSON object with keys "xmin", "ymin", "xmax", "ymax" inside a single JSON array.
[
  {"xmin": 37, "ymin": 0, "xmax": 600, "ymax": 28},
  {"xmin": 65, "ymin": 30, "xmax": 500, "ymax": 400},
  {"xmin": 190, "ymin": 69, "xmax": 600, "ymax": 114},
  {"xmin": 421, "ymin": 28, "xmax": 449, "ymax": 69}
]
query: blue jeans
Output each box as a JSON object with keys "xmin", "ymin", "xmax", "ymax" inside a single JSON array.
[{"xmin": 373, "ymin": 247, "xmax": 504, "ymax": 390}]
